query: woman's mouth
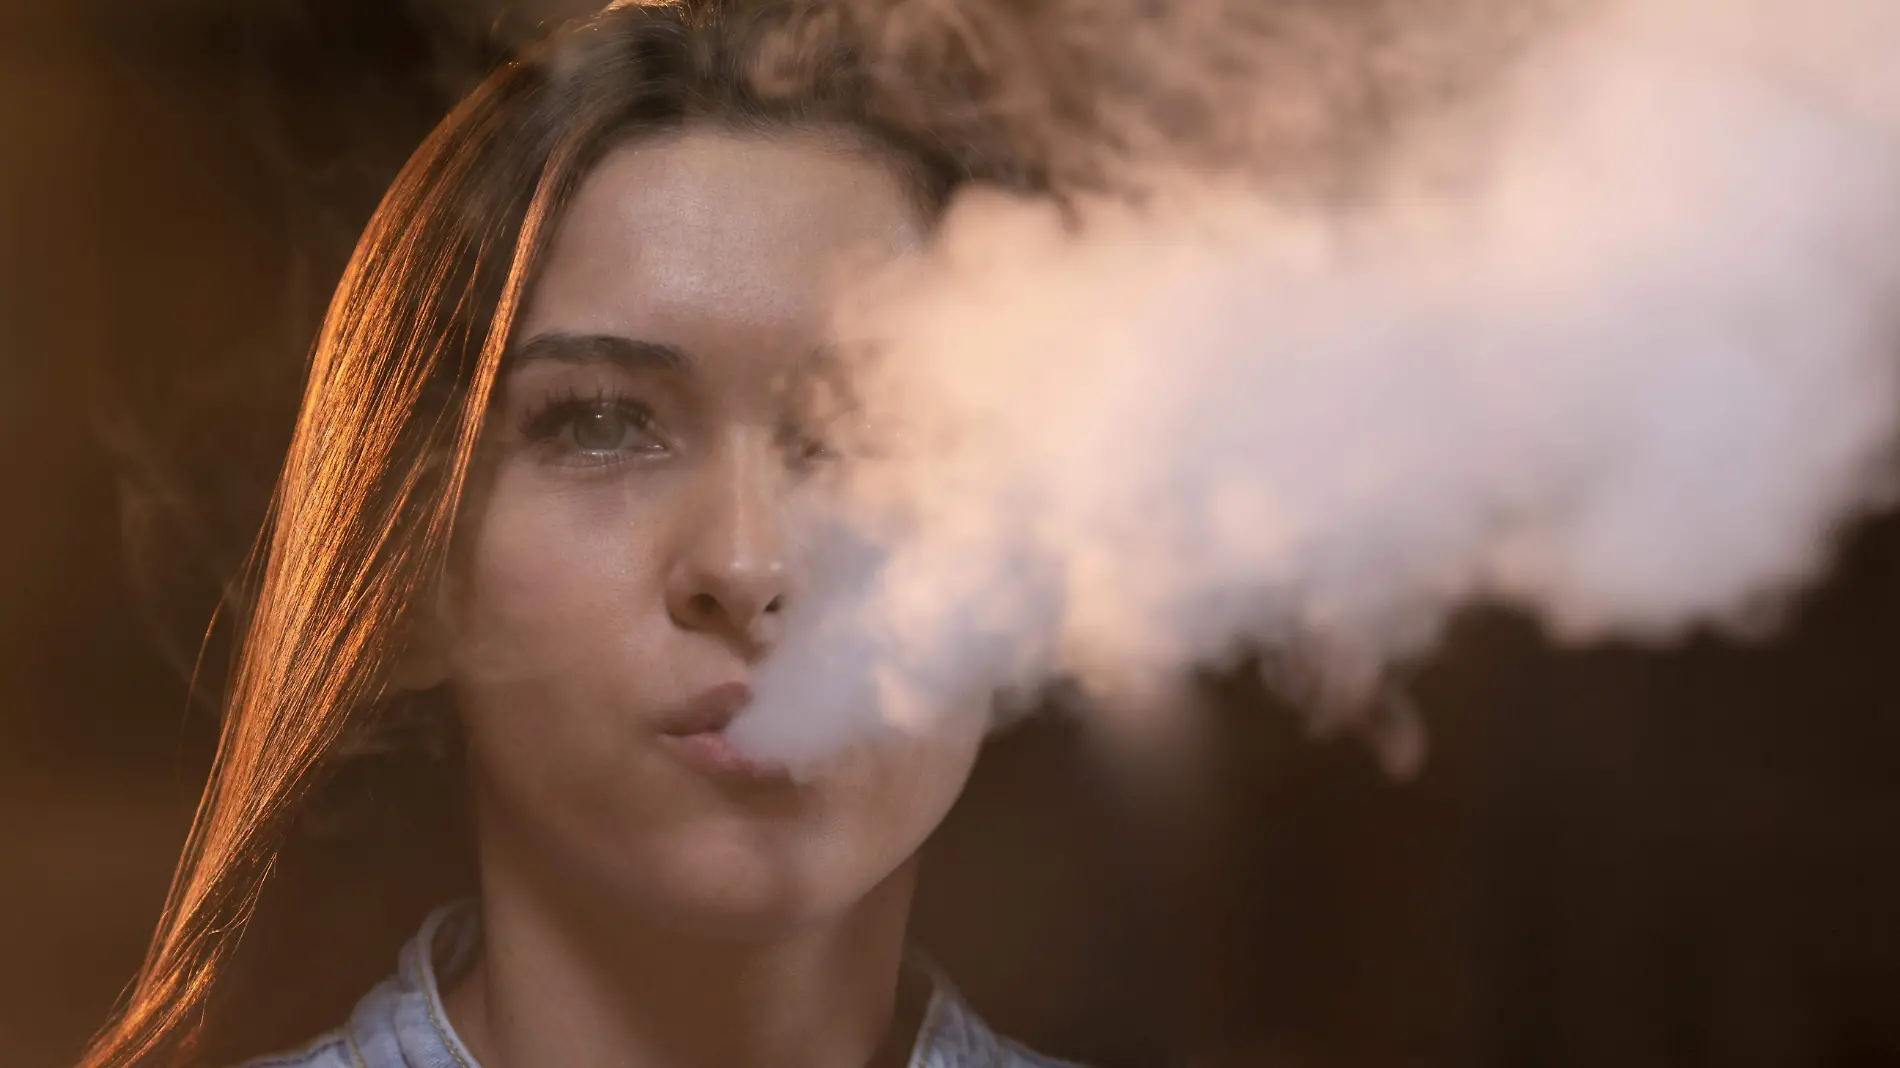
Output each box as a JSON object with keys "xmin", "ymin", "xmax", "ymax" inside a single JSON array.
[{"xmin": 654, "ymin": 682, "xmax": 791, "ymax": 780}]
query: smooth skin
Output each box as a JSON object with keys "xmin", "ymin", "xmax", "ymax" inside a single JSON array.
[{"xmin": 406, "ymin": 126, "xmax": 988, "ymax": 1068}]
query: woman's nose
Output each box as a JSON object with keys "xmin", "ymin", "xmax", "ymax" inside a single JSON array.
[{"xmin": 663, "ymin": 429, "xmax": 788, "ymax": 653}]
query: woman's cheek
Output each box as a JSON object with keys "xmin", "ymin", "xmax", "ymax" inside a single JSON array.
[
  {"xmin": 858, "ymin": 714, "xmax": 989, "ymax": 850},
  {"xmin": 455, "ymin": 465, "xmax": 669, "ymax": 661},
  {"xmin": 442, "ymin": 475, "xmax": 667, "ymax": 800}
]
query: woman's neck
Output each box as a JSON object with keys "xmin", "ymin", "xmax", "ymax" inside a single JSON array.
[{"xmin": 442, "ymin": 844, "xmax": 922, "ymax": 1068}]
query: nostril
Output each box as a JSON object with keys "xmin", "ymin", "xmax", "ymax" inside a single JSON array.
[
  {"xmin": 688, "ymin": 592, "xmax": 719, "ymax": 619},
  {"xmin": 763, "ymin": 595, "xmax": 783, "ymax": 615}
]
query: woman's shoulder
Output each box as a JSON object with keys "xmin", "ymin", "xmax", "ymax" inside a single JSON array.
[
  {"xmin": 225, "ymin": 960, "xmax": 413, "ymax": 1068},
  {"xmin": 227, "ymin": 907, "xmax": 1095, "ymax": 1068},
  {"xmin": 224, "ymin": 997, "xmax": 1094, "ymax": 1068},
  {"xmin": 228, "ymin": 1026, "xmax": 1092, "ymax": 1068}
]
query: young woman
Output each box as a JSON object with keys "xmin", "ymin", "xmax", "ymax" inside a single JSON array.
[{"xmin": 81, "ymin": 3, "xmax": 1080, "ymax": 1066}]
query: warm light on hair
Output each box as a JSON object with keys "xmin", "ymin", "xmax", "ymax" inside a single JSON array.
[{"xmin": 76, "ymin": 4, "xmax": 980, "ymax": 1062}]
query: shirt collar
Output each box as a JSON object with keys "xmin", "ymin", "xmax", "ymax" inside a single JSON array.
[{"xmin": 342, "ymin": 901, "xmax": 1010, "ymax": 1068}]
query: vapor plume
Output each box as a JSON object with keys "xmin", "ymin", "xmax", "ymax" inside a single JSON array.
[{"xmin": 725, "ymin": 0, "xmax": 1900, "ymax": 773}]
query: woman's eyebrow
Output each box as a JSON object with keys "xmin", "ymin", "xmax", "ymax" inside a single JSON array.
[{"xmin": 506, "ymin": 331, "xmax": 694, "ymax": 374}]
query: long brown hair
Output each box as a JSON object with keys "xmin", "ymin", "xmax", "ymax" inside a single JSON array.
[{"xmin": 79, "ymin": 4, "xmax": 1005, "ymax": 1065}]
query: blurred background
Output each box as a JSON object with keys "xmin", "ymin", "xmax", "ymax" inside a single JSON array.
[{"xmin": 2, "ymin": 1, "xmax": 1898, "ymax": 1065}]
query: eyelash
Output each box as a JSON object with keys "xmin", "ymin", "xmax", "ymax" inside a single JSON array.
[
  {"xmin": 517, "ymin": 386, "xmax": 664, "ymax": 466},
  {"xmin": 511, "ymin": 384, "xmax": 839, "ymax": 472}
]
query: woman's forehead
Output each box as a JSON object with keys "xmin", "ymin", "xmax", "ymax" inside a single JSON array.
[{"xmin": 514, "ymin": 126, "xmax": 925, "ymax": 380}]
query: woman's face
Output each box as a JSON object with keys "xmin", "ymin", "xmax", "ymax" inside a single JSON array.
[{"xmin": 433, "ymin": 127, "xmax": 985, "ymax": 934}]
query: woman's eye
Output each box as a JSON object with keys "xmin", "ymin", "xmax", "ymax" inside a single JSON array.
[
  {"xmin": 777, "ymin": 423, "xmax": 835, "ymax": 471},
  {"xmin": 570, "ymin": 404, "xmax": 646, "ymax": 452},
  {"xmin": 520, "ymin": 396, "xmax": 666, "ymax": 463}
]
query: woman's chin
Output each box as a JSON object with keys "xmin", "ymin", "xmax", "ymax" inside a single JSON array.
[{"xmin": 615, "ymin": 827, "xmax": 878, "ymax": 935}]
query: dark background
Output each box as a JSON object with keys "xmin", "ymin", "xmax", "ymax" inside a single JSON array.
[{"xmin": 3, "ymin": 1, "xmax": 1898, "ymax": 1065}]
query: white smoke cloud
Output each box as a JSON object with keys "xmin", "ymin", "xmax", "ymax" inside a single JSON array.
[{"xmin": 726, "ymin": 0, "xmax": 1900, "ymax": 773}]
